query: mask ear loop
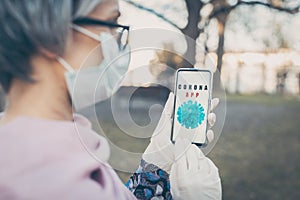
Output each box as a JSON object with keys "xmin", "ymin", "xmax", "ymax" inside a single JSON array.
[
  {"xmin": 57, "ymin": 57, "xmax": 75, "ymax": 73},
  {"xmin": 71, "ymin": 24, "xmax": 101, "ymax": 42},
  {"xmin": 58, "ymin": 25, "xmax": 104, "ymax": 73}
]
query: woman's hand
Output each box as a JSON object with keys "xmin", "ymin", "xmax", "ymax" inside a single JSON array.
[
  {"xmin": 142, "ymin": 92, "xmax": 222, "ymax": 199},
  {"xmin": 169, "ymin": 138, "xmax": 222, "ymax": 200},
  {"xmin": 142, "ymin": 92, "xmax": 176, "ymax": 173},
  {"xmin": 142, "ymin": 92, "xmax": 219, "ymax": 173}
]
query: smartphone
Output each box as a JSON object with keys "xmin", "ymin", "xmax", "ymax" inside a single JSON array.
[{"xmin": 171, "ymin": 68, "xmax": 213, "ymax": 147}]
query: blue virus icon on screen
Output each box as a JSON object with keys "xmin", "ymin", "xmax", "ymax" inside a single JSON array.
[{"xmin": 177, "ymin": 100, "xmax": 205, "ymax": 129}]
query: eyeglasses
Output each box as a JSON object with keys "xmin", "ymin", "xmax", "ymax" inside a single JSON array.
[{"xmin": 73, "ymin": 17, "xmax": 130, "ymax": 50}]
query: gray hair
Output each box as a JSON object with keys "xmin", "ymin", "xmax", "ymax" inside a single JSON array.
[{"xmin": 0, "ymin": 0, "xmax": 102, "ymax": 92}]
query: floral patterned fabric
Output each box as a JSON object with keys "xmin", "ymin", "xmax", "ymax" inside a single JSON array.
[{"xmin": 125, "ymin": 159, "xmax": 172, "ymax": 200}]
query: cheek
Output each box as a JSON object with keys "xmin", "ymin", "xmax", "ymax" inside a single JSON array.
[
  {"xmin": 81, "ymin": 45, "xmax": 104, "ymax": 68},
  {"xmin": 62, "ymin": 31, "xmax": 104, "ymax": 70},
  {"xmin": 112, "ymin": 29, "xmax": 118, "ymax": 39}
]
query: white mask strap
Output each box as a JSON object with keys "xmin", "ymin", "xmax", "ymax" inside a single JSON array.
[
  {"xmin": 71, "ymin": 24, "xmax": 101, "ymax": 42},
  {"xmin": 57, "ymin": 57, "xmax": 75, "ymax": 73}
]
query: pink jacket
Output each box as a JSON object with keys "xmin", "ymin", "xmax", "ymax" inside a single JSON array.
[{"xmin": 0, "ymin": 114, "xmax": 136, "ymax": 200}]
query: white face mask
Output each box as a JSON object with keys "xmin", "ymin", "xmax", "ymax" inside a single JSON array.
[{"xmin": 57, "ymin": 25, "xmax": 130, "ymax": 111}]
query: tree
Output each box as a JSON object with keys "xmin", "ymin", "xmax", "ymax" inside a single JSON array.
[
  {"xmin": 123, "ymin": 0, "xmax": 300, "ymax": 86},
  {"xmin": 209, "ymin": 0, "xmax": 300, "ymax": 73},
  {"xmin": 148, "ymin": 43, "xmax": 184, "ymax": 91}
]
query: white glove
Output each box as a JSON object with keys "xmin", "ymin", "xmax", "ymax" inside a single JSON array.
[
  {"xmin": 142, "ymin": 92, "xmax": 176, "ymax": 173},
  {"xmin": 169, "ymin": 139, "xmax": 222, "ymax": 200},
  {"xmin": 142, "ymin": 92, "xmax": 219, "ymax": 174}
]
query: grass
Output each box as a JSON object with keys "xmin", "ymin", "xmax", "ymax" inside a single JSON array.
[
  {"xmin": 209, "ymin": 94, "xmax": 300, "ymax": 200},
  {"xmin": 87, "ymin": 94, "xmax": 300, "ymax": 200}
]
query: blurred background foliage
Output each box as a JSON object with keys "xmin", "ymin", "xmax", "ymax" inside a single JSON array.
[{"xmin": 123, "ymin": 0, "xmax": 300, "ymax": 94}]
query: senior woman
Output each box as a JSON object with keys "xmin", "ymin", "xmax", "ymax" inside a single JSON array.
[{"xmin": 0, "ymin": 0, "xmax": 221, "ymax": 199}]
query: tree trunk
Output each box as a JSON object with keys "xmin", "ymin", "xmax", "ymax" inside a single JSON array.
[
  {"xmin": 181, "ymin": 35, "xmax": 198, "ymax": 68},
  {"xmin": 180, "ymin": 0, "xmax": 203, "ymax": 68},
  {"xmin": 213, "ymin": 12, "xmax": 229, "ymax": 90},
  {"xmin": 298, "ymin": 73, "xmax": 300, "ymax": 95},
  {"xmin": 261, "ymin": 64, "xmax": 266, "ymax": 93},
  {"xmin": 217, "ymin": 22, "xmax": 225, "ymax": 74}
]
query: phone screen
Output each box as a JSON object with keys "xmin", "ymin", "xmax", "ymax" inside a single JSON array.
[{"xmin": 171, "ymin": 69, "xmax": 212, "ymax": 146}]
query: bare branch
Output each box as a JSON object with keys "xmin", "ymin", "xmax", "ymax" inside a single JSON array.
[
  {"xmin": 210, "ymin": 0, "xmax": 300, "ymax": 18},
  {"xmin": 122, "ymin": 0, "xmax": 181, "ymax": 30}
]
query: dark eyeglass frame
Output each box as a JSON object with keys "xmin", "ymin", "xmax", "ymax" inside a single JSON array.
[{"xmin": 73, "ymin": 17, "xmax": 130, "ymax": 50}]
